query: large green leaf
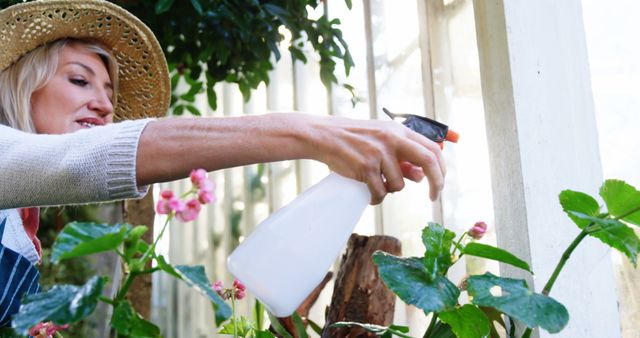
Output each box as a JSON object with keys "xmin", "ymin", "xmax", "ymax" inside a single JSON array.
[
  {"xmin": 462, "ymin": 243, "xmax": 531, "ymax": 273},
  {"xmin": 600, "ymin": 180, "xmax": 640, "ymax": 226},
  {"xmin": 51, "ymin": 222, "xmax": 131, "ymax": 263},
  {"xmin": 12, "ymin": 276, "xmax": 105, "ymax": 335},
  {"xmin": 111, "ymin": 301, "xmax": 161, "ymax": 337},
  {"xmin": 438, "ymin": 304, "xmax": 491, "ymax": 338},
  {"xmin": 422, "ymin": 223, "xmax": 456, "ymax": 280},
  {"xmin": 373, "ymin": 252, "xmax": 459, "ymax": 313},
  {"xmin": 218, "ymin": 316, "xmax": 255, "ymax": 337},
  {"xmin": 559, "ymin": 189, "xmax": 601, "ymax": 228},
  {"xmin": 330, "ymin": 322, "xmax": 411, "ymax": 338},
  {"xmin": 467, "ymin": 273, "xmax": 568, "ymax": 333},
  {"xmin": 567, "ymin": 212, "xmax": 640, "ymax": 266},
  {"xmin": 174, "ymin": 265, "xmax": 231, "ymax": 325}
]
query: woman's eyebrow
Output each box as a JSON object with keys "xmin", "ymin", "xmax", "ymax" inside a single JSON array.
[{"xmin": 64, "ymin": 61, "xmax": 113, "ymax": 90}]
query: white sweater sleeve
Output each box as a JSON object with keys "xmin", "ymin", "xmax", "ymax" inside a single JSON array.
[{"xmin": 0, "ymin": 119, "xmax": 153, "ymax": 209}]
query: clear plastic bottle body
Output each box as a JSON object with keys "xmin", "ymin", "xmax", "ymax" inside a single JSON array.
[{"xmin": 227, "ymin": 173, "xmax": 370, "ymax": 317}]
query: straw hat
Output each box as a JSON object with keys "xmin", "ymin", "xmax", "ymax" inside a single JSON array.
[{"xmin": 0, "ymin": 0, "xmax": 170, "ymax": 120}]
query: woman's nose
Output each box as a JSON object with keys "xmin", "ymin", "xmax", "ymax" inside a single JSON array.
[{"xmin": 87, "ymin": 91, "xmax": 114, "ymax": 116}]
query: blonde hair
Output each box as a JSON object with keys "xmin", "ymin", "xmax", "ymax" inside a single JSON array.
[{"xmin": 0, "ymin": 39, "xmax": 119, "ymax": 132}]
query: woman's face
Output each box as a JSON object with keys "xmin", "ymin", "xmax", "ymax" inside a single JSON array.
[{"xmin": 30, "ymin": 43, "xmax": 114, "ymax": 134}]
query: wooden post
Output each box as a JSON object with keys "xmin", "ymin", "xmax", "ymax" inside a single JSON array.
[
  {"xmin": 123, "ymin": 186, "xmax": 155, "ymax": 319},
  {"xmin": 321, "ymin": 234, "xmax": 401, "ymax": 338},
  {"xmin": 473, "ymin": 0, "xmax": 620, "ymax": 336}
]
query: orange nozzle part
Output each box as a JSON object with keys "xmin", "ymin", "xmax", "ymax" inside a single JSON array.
[{"xmin": 445, "ymin": 129, "xmax": 460, "ymax": 143}]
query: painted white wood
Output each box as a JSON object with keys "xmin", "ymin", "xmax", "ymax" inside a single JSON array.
[{"xmin": 473, "ymin": 0, "xmax": 620, "ymax": 336}]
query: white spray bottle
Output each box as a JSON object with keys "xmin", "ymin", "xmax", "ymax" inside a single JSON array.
[{"xmin": 227, "ymin": 108, "xmax": 458, "ymax": 317}]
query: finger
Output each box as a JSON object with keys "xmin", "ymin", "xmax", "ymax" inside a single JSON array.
[
  {"xmin": 381, "ymin": 157, "xmax": 405, "ymax": 193},
  {"xmin": 400, "ymin": 161, "xmax": 424, "ymax": 182},
  {"xmin": 405, "ymin": 129, "xmax": 447, "ymax": 177},
  {"xmin": 365, "ymin": 170, "xmax": 387, "ymax": 205},
  {"xmin": 398, "ymin": 139, "xmax": 445, "ymax": 201}
]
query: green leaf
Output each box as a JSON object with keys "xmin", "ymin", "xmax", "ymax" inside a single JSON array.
[
  {"xmin": 600, "ymin": 179, "xmax": 640, "ymax": 226},
  {"xmin": 467, "ymin": 273, "xmax": 568, "ymax": 333},
  {"xmin": 559, "ymin": 189, "xmax": 601, "ymax": 228},
  {"xmin": 123, "ymin": 225, "xmax": 148, "ymax": 262},
  {"xmin": 439, "ymin": 304, "xmax": 491, "ymax": 338},
  {"xmin": 156, "ymin": 255, "xmax": 181, "ymax": 278},
  {"xmin": 0, "ymin": 327, "xmax": 22, "ymax": 338},
  {"xmin": 422, "ymin": 223, "xmax": 456, "ymax": 280},
  {"xmin": 185, "ymin": 104, "xmax": 202, "ymax": 116},
  {"xmin": 330, "ymin": 322, "xmax": 412, "ymax": 338},
  {"xmin": 567, "ymin": 213, "xmax": 640, "ymax": 266},
  {"xmin": 289, "ymin": 46, "xmax": 308, "ymax": 63},
  {"xmin": 267, "ymin": 312, "xmax": 293, "ymax": 338},
  {"xmin": 219, "ymin": 316, "xmax": 255, "ymax": 336},
  {"xmin": 51, "ymin": 222, "xmax": 131, "ymax": 264},
  {"xmin": 256, "ymin": 330, "xmax": 278, "ymax": 338},
  {"xmin": 12, "ymin": 276, "xmax": 106, "ymax": 335},
  {"xmin": 372, "ymin": 252, "xmax": 459, "ymax": 313},
  {"xmin": 462, "ymin": 243, "xmax": 531, "ymax": 273},
  {"xmin": 155, "ymin": 0, "xmax": 174, "ymax": 14},
  {"xmin": 174, "ymin": 265, "xmax": 231, "ymax": 325},
  {"xmin": 111, "ymin": 301, "xmax": 161, "ymax": 337},
  {"xmin": 190, "ymin": 0, "xmax": 204, "ymax": 15},
  {"xmin": 291, "ymin": 313, "xmax": 308, "ymax": 338},
  {"xmin": 344, "ymin": 0, "xmax": 353, "ymax": 10}
]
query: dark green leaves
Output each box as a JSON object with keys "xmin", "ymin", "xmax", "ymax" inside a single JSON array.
[
  {"xmin": 373, "ymin": 252, "xmax": 459, "ymax": 313},
  {"xmin": 438, "ymin": 305, "xmax": 491, "ymax": 338},
  {"xmin": 462, "ymin": 243, "xmax": 531, "ymax": 273},
  {"xmin": 12, "ymin": 276, "xmax": 106, "ymax": 335},
  {"xmin": 154, "ymin": 0, "xmax": 174, "ymax": 14},
  {"xmin": 111, "ymin": 301, "xmax": 161, "ymax": 337},
  {"xmin": 330, "ymin": 322, "xmax": 412, "ymax": 338},
  {"xmin": 174, "ymin": 265, "xmax": 231, "ymax": 325},
  {"xmin": 467, "ymin": 273, "xmax": 568, "ymax": 333},
  {"xmin": 422, "ymin": 223, "xmax": 456, "ymax": 280},
  {"xmin": 51, "ymin": 222, "xmax": 130, "ymax": 264},
  {"xmin": 600, "ymin": 179, "xmax": 640, "ymax": 226}
]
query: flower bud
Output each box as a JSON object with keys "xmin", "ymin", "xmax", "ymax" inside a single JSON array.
[{"xmin": 468, "ymin": 221, "xmax": 488, "ymax": 240}]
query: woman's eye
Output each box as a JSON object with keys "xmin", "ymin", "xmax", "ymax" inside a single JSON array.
[{"xmin": 70, "ymin": 78, "xmax": 88, "ymax": 87}]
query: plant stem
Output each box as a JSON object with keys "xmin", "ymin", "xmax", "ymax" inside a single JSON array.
[
  {"xmin": 423, "ymin": 313, "xmax": 438, "ymax": 338},
  {"xmin": 139, "ymin": 215, "xmax": 172, "ymax": 264},
  {"xmin": 541, "ymin": 229, "xmax": 589, "ymax": 296},
  {"xmin": 232, "ymin": 292, "xmax": 238, "ymax": 338},
  {"xmin": 98, "ymin": 296, "xmax": 116, "ymax": 305},
  {"xmin": 115, "ymin": 271, "xmax": 138, "ymax": 301},
  {"xmin": 521, "ymin": 227, "xmax": 591, "ymax": 338}
]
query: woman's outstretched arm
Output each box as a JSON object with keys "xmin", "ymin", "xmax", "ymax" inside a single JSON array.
[{"xmin": 137, "ymin": 113, "xmax": 445, "ymax": 204}]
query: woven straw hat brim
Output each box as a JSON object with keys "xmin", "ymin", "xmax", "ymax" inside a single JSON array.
[{"xmin": 0, "ymin": 0, "xmax": 170, "ymax": 120}]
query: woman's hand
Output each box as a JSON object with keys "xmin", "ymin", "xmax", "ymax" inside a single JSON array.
[{"xmin": 300, "ymin": 115, "xmax": 446, "ymax": 204}]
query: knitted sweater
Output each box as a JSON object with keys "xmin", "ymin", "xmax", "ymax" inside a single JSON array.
[{"xmin": 0, "ymin": 119, "xmax": 152, "ymax": 262}]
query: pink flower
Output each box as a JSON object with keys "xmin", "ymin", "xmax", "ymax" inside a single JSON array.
[
  {"xmin": 233, "ymin": 279, "xmax": 247, "ymax": 300},
  {"xmin": 168, "ymin": 198, "xmax": 186, "ymax": 213},
  {"xmin": 190, "ymin": 169, "xmax": 208, "ymax": 187},
  {"xmin": 156, "ymin": 198, "xmax": 172, "ymax": 214},
  {"xmin": 29, "ymin": 322, "xmax": 70, "ymax": 338},
  {"xmin": 212, "ymin": 280, "xmax": 224, "ymax": 296},
  {"xmin": 176, "ymin": 199, "xmax": 201, "ymax": 222},
  {"xmin": 160, "ymin": 189, "xmax": 174, "ymax": 199},
  {"xmin": 235, "ymin": 289, "xmax": 246, "ymax": 300},
  {"xmin": 468, "ymin": 221, "xmax": 488, "ymax": 240},
  {"xmin": 198, "ymin": 189, "xmax": 215, "ymax": 204}
]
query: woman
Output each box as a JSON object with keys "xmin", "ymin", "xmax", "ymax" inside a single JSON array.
[{"xmin": 0, "ymin": 0, "xmax": 445, "ymax": 327}]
